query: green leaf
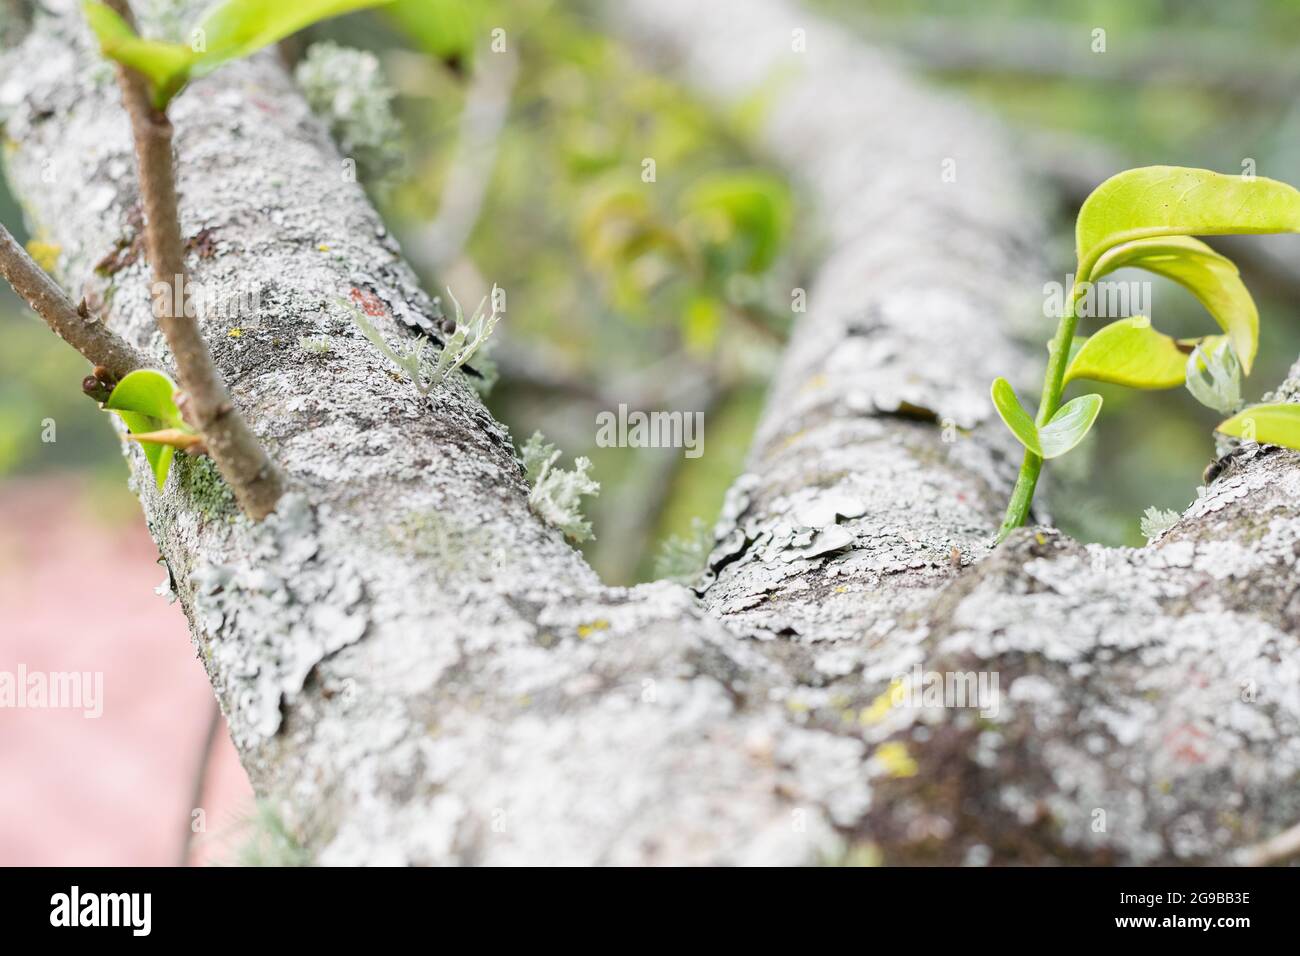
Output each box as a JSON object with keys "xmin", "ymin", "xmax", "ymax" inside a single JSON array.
[
  {"xmin": 990, "ymin": 377, "xmax": 1041, "ymax": 456},
  {"xmin": 1090, "ymin": 236, "xmax": 1258, "ymax": 373},
  {"xmin": 386, "ymin": 0, "xmax": 477, "ymax": 67},
  {"xmin": 1038, "ymin": 393, "xmax": 1103, "ymax": 459},
  {"xmin": 105, "ymin": 369, "xmax": 185, "ymax": 488},
  {"xmin": 84, "ymin": 0, "xmax": 393, "ymax": 108},
  {"xmin": 193, "ymin": 0, "xmax": 394, "ymax": 75},
  {"xmin": 680, "ymin": 172, "xmax": 791, "ymax": 273},
  {"xmin": 83, "ymin": 2, "xmax": 199, "ymax": 107},
  {"xmin": 1065, "ymin": 316, "xmax": 1202, "ymax": 389},
  {"xmin": 1076, "ymin": 166, "xmax": 1300, "ymax": 281},
  {"xmin": 1216, "ymin": 402, "xmax": 1300, "ymax": 447}
]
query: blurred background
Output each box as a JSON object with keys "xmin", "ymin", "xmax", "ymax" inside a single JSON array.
[{"xmin": 3, "ymin": 0, "xmax": 1300, "ymax": 863}]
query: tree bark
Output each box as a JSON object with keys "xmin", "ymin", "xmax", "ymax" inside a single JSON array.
[{"xmin": 2, "ymin": 0, "xmax": 1298, "ymax": 865}]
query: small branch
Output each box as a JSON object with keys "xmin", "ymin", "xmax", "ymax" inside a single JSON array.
[
  {"xmin": 105, "ymin": 0, "xmax": 283, "ymax": 520},
  {"xmin": 1237, "ymin": 820, "xmax": 1300, "ymax": 867},
  {"xmin": 0, "ymin": 222, "xmax": 145, "ymax": 382},
  {"xmin": 408, "ymin": 47, "xmax": 518, "ymax": 274},
  {"xmin": 178, "ymin": 697, "xmax": 223, "ymax": 867}
]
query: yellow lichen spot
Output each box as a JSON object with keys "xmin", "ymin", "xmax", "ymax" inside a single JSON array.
[
  {"xmin": 786, "ymin": 698, "xmax": 810, "ymax": 714},
  {"xmin": 25, "ymin": 239, "xmax": 61, "ymax": 272},
  {"xmin": 1035, "ymin": 532, "xmax": 1046, "ymax": 545},
  {"xmin": 835, "ymin": 842, "xmax": 884, "ymax": 867},
  {"xmin": 227, "ymin": 328, "xmax": 243, "ymax": 338},
  {"xmin": 860, "ymin": 679, "xmax": 904, "ymax": 726},
  {"xmin": 834, "ymin": 585, "xmax": 848, "ymax": 594},
  {"xmin": 873, "ymin": 741, "xmax": 918, "ymax": 778},
  {"xmin": 576, "ymin": 618, "xmax": 610, "ymax": 639},
  {"xmin": 317, "ymin": 243, "xmax": 331, "ymax": 252},
  {"xmin": 802, "ymin": 372, "xmax": 827, "ymax": 392},
  {"xmin": 517, "ymin": 694, "xmax": 532, "ymax": 707}
]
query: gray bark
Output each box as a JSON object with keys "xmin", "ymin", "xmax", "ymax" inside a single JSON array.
[{"xmin": 2, "ymin": 0, "xmax": 1297, "ymax": 865}]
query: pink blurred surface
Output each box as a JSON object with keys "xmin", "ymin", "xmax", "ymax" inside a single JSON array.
[{"xmin": 0, "ymin": 476, "xmax": 254, "ymax": 866}]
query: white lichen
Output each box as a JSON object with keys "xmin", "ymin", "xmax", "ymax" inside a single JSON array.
[
  {"xmin": 1185, "ymin": 340, "xmax": 1242, "ymax": 415},
  {"xmin": 653, "ymin": 517, "xmax": 713, "ymax": 583},
  {"xmin": 294, "ymin": 41, "xmax": 403, "ymax": 191},
  {"xmin": 298, "ymin": 334, "xmax": 332, "ymax": 357},
  {"xmin": 345, "ymin": 288, "xmax": 500, "ymax": 395},
  {"xmin": 521, "ymin": 431, "xmax": 600, "ymax": 542},
  {"xmin": 1139, "ymin": 506, "xmax": 1180, "ymax": 542}
]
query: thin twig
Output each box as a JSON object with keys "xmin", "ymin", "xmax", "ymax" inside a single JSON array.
[
  {"xmin": 105, "ymin": 0, "xmax": 283, "ymax": 520},
  {"xmin": 178, "ymin": 697, "xmax": 223, "ymax": 867},
  {"xmin": 0, "ymin": 222, "xmax": 146, "ymax": 382},
  {"xmin": 409, "ymin": 46, "xmax": 518, "ymax": 274}
]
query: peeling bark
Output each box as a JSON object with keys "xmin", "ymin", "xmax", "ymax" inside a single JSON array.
[{"xmin": 2, "ymin": 0, "xmax": 1297, "ymax": 865}]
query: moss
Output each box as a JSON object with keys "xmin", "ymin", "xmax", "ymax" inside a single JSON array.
[
  {"xmin": 177, "ymin": 454, "xmax": 237, "ymax": 521},
  {"xmin": 232, "ymin": 801, "xmax": 312, "ymax": 867}
]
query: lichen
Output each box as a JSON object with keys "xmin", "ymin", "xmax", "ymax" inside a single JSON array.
[
  {"xmin": 190, "ymin": 494, "xmax": 368, "ymax": 748},
  {"xmin": 294, "ymin": 41, "xmax": 403, "ymax": 192},
  {"xmin": 521, "ymin": 431, "xmax": 600, "ymax": 542},
  {"xmin": 176, "ymin": 454, "xmax": 236, "ymax": 521}
]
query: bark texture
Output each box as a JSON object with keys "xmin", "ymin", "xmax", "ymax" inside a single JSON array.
[{"xmin": 2, "ymin": 0, "xmax": 1298, "ymax": 865}]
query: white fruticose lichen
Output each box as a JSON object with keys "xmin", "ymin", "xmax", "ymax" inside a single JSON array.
[
  {"xmin": 1139, "ymin": 505, "xmax": 1181, "ymax": 542},
  {"xmin": 298, "ymin": 334, "xmax": 332, "ymax": 356},
  {"xmin": 1185, "ymin": 339, "xmax": 1242, "ymax": 414},
  {"xmin": 345, "ymin": 288, "xmax": 500, "ymax": 395},
  {"xmin": 522, "ymin": 431, "xmax": 601, "ymax": 542},
  {"xmin": 432, "ymin": 286, "xmax": 502, "ymax": 380},
  {"xmin": 652, "ymin": 517, "xmax": 714, "ymax": 584},
  {"xmin": 294, "ymin": 41, "xmax": 404, "ymax": 191}
]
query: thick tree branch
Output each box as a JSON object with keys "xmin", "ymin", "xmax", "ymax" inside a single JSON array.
[
  {"xmin": 4, "ymin": 0, "xmax": 1298, "ymax": 865},
  {"xmin": 0, "ymin": 221, "xmax": 145, "ymax": 381}
]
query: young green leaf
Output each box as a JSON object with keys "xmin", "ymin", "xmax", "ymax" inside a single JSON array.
[
  {"xmin": 990, "ymin": 377, "xmax": 1041, "ymax": 456},
  {"xmin": 386, "ymin": 0, "xmax": 477, "ymax": 69},
  {"xmin": 1038, "ymin": 393, "xmax": 1103, "ymax": 459},
  {"xmin": 84, "ymin": 0, "xmax": 393, "ymax": 109},
  {"xmin": 1216, "ymin": 402, "xmax": 1300, "ymax": 449},
  {"xmin": 1076, "ymin": 166, "xmax": 1300, "ymax": 281},
  {"xmin": 83, "ymin": 2, "xmax": 199, "ymax": 106},
  {"xmin": 1089, "ymin": 236, "xmax": 1258, "ymax": 372},
  {"xmin": 104, "ymin": 369, "xmax": 186, "ymax": 488},
  {"xmin": 1064, "ymin": 317, "xmax": 1203, "ymax": 389},
  {"xmin": 193, "ymin": 0, "xmax": 394, "ymax": 73}
]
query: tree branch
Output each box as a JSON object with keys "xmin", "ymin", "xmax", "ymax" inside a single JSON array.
[
  {"xmin": 104, "ymin": 0, "xmax": 283, "ymax": 520},
  {"xmin": 0, "ymin": 221, "xmax": 146, "ymax": 382},
  {"xmin": 4, "ymin": 0, "xmax": 1298, "ymax": 865}
]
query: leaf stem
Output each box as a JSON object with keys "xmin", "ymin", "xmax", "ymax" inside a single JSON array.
[{"xmin": 996, "ymin": 281, "xmax": 1083, "ymax": 542}]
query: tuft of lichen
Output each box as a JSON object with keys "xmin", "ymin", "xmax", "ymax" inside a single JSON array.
[
  {"xmin": 233, "ymin": 800, "xmax": 312, "ymax": 867},
  {"xmin": 521, "ymin": 431, "xmax": 600, "ymax": 543},
  {"xmin": 298, "ymin": 335, "xmax": 333, "ymax": 357},
  {"xmin": 294, "ymin": 41, "xmax": 404, "ymax": 192},
  {"xmin": 1139, "ymin": 505, "xmax": 1180, "ymax": 542},
  {"xmin": 653, "ymin": 517, "xmax": 713, "ymax": 584}
]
